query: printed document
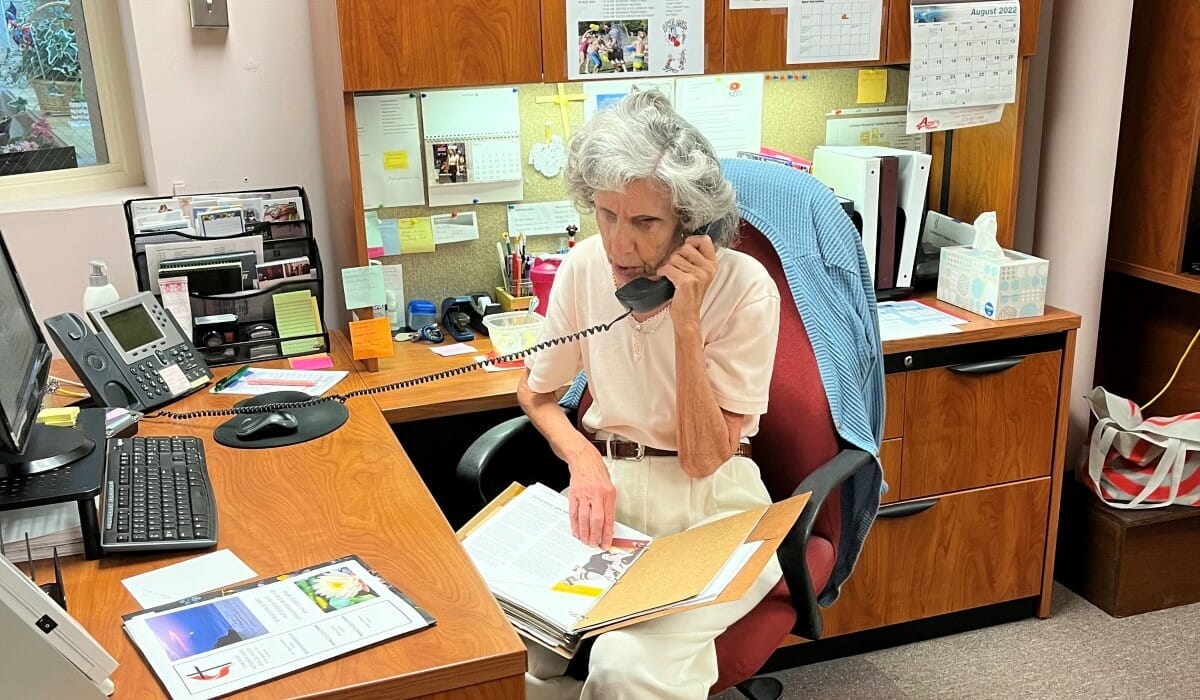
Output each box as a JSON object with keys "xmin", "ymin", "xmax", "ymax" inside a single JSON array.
[
  {"xmin": 566, "ymin": 0, "xmax": 705, "ymax": 80},
  {"xmin": 354, "ymin": 93, "xmax": 425, "ymax": 208},
  {"xmin": 674, "ymin": 74, "xmax": 765, "ymax": 158},
  {"xmin": 122, "ymin": 555, "xmax": 434, "ymax": 700}
]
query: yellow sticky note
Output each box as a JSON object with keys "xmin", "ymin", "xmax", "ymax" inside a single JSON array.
[
  {"xmin": 857, "ymin": 69, "xmax": 887, "ymax": 104},
  {"xmin": 396, "ymin": 217, "xmax": 436, "ymax": 254},
  {"xmin": 37, "ymin": 407, "xmax": 79, "ymax": 427},
  {"xmin": 383, "ymin": 150, "xmax": 409, "ymax": 170},
  {"xmin": 273, "ymin": 290, "xmax": 323, "ymax": 355},
  {"xmin": 349, "ymin": 317, "xmax": 395, "ymax": 360}
]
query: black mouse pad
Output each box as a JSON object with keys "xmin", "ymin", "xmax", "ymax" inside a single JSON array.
[{"xmin": 214, "ymin": 391, "xmax": 349, "ymax": 450}]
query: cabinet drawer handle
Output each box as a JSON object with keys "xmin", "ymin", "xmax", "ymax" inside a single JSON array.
[
  {"xmin": 878, "ymin": 498, "xmax": 939, "ymax": 519},
  {"xmin": 947, "ymin": 356, "xmax": 1025, "ymax": 375}
]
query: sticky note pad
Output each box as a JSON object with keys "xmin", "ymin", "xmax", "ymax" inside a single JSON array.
[
  {"xmin": 383, "ymin": 150, "xmax": 409, "ymax": 170},
  {"xmin": 37, "ymin": 406, "xmax": 79, "ymax": 427},
  {"xmin": 290, "ymin": 353, "xmax": 334, "ymax": 370},
  {"xmin": 349, "ymin": 317, "xmax": 395, "ymax": 360},
  {"xmin": 273, "ymin": 290, "xmax": 323, "ymax": 355},
  {"xmin": 857, "ymin": 69, "xmax": 887, "ymax": 104},
  {"xmin": 341, "ymin": 265, "xmax": 387, "ymax": 310},
  {"xmin": 397, "ymin": 217, "xmax": 436, "ymax": 254}
]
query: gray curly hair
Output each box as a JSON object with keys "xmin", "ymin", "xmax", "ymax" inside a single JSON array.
[{"xmin": 563, "ymin": 90, "xmax": 739, "ymax": 248}]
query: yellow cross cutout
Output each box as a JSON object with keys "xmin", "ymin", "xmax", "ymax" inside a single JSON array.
[{"xmin": 535, "ymin": 84, "xmax": 586, "ymax": 139}]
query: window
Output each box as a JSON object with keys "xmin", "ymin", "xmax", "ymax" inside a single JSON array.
[{"xmin": 0, "ymin": 0, "xmax": 141, "ymax": 201}]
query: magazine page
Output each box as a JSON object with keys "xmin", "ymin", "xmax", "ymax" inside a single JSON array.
[
  {"xmin": 122, "ymin": 555, "xmax": 433, "ymax": 700},
  {"xmin": 461, "ymin": 483, "xmax": 651, "ymax": 633}
]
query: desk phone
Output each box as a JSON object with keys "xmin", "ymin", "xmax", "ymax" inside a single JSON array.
[{"xmin": 45, "ymin": 292, "xmax": 212, "ymax": 412}]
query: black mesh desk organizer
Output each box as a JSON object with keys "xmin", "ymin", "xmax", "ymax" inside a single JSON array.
[{"xmin": 122, "ymin": 186, "xmax": 328, "ymax": 367}]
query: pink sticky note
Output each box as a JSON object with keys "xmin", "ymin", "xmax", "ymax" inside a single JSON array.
[{"xmin": 289, "ymin": 353, "xmax": 335, "ymax": 370}]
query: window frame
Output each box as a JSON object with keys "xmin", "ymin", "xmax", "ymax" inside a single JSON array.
[{"xmin": 0, "ymin": 0, "xmax": 142, "ymax": 203}]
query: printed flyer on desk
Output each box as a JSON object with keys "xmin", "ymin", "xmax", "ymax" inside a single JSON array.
[{"xmin": 122, "ymin": 555, "xmax": 434, "ymax": 699}]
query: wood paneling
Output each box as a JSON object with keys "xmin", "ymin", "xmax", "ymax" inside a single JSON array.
[
  {"xmin": 336, "ymin": 0, "xmax": 544, "ymax": 90},
  {"xmin": 1107, "ymin": 1, "xmax": 1200, "ymax": 272},
  {"xmin": 56, "ymin": 351, "xmax": 526, "ymax": 698},
  {"xmin": 544, "ymin": 0, "xmax": 725, "ymax": 82},
  {"xmin": 927, "ymin": 60, "xmax": 1029, "ymax": 249},
  {"xmin": 818, "ymin": 509, "xmax": 893, "ymax": 636},
  {"xmin": 1095, "ymin": 273, "xmax": 1200, "ymax": 420},
  {"xmin": 724, "ymin": 1, "xmax": 888, "ymax": 72},
  {"xmin": 1107, "ymin": 261, "xmax": 1200, "ymax": 295},
  {"xmin": 901, "ymin": 350, "xmax": 1059, "ymax": 499},
  {"xmin": 1038, "ymin": 327, "xmax": 1074, "ymax": 618},
  {"xmin": 883, "ymin": 372, "xmax": 905, "ymax": 439},
  {"xmin": 880, "ymin": 438, "xmax": 902, "ymax": 505},
  {"xmin": 886, "ymin": 0, "xmax": 1041, "ymax": 64}
]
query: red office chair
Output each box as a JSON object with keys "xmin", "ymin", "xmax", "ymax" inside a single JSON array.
[{"xmin": 457, "ymin": 222, "xmax": 877, "ymax": 699}]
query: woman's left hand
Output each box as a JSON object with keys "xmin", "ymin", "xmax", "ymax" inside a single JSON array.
[{"xmin": 658, "ymin": 234, "xmax": 718, "ymax": 325}]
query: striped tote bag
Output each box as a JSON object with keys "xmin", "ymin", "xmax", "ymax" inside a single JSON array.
[{"xmin": 1086, "ymin": 386, "xmax": 1200, "ymax": 509}]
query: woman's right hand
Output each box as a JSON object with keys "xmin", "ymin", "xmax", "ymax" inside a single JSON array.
[{"xmin": 566, "ymin": 445, "xmax": 616, "ymax": 549}]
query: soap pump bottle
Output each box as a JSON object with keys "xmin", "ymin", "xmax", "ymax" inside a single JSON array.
[{"xmin": 83, "ymin": 260, "xmax": 120, "ymax": 312}]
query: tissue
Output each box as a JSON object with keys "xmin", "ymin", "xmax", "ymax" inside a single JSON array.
[{"xmin": 936, "ymin": 212, "xmax": 1049, "ymax": 320}]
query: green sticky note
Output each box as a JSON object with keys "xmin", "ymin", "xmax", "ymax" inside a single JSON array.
[
  {"xmin": 341, "ymin": 265, "xmax": 387, "ymax": 310},
  {"xmin": 272, "ymin": 290, "xmax": 322, "ymax": 355}
]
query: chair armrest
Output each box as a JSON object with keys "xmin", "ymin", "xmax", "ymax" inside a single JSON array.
[
  {"xmin": 777, "ymin": 448, "xmax": 877, "ymax": 641},
  {"xmin": 455, "ymin": 412, "xmax": 571, "ymax": 508}
]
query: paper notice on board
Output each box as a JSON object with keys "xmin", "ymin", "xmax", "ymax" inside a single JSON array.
[
  {"xmin": 507, "ymin": 201, "xmax": 582, "ymax": 237},
  {"xmin": 826, "ymin": 107, "xmax": 929, "ymax": 153},
  {"xmin": 396, "ymin": 217, "xmax": 436, "ymax": 254},
  {"xmin": 674, "ymin": 74, "xmax": 764, "ymax": 158},
  {"xmin": 583, "ymin": 78, "xmax": 676, "ymax": 121},
  {"xmin": 355, "ymin": 94, "xmax": 425, "ymax": 208},
  {"xmin": 567, "ymin": 1, "xmax": 704, "ymax": 80},
  {"xmin": 786, "ymin": 0, "xmax": 882, "ymax": 64},
  {"xmin": 431, "ymin": 211, "xmax": 481, "ymax": 244},
  {"xmin": 909, "ymin": 2, "xmax": 1020, "ymax": 112}
]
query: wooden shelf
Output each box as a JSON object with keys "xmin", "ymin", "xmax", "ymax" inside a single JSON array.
[{"xmin": 1106, "ymin": 259, "xmax": 1200, "ymax": 295}]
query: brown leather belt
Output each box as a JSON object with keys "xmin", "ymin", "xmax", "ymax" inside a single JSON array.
[{"xmin": 588, "ymin": 436, "xmax": 751, "ymax": 461}]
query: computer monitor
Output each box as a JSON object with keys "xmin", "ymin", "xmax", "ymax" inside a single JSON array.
[{"xmin": 0, "ymin": 231, "xmax": 93, "ymax": 477}]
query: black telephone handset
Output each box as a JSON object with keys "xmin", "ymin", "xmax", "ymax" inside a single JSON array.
[
  {"xmin": 44, "ymin": 292, "xmax": 214, "ymax": 412},
  {"xmin": 614, "ymin": 223, "xmax": 716, "ymax": 313}
]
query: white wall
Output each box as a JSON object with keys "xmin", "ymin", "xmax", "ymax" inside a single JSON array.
[
  {"xmin": 1032, "ymin": 0, "xmax": 1134, "ymax": 464},
  {"xmin": 0, "ymin": 0, "xmax": 347, "ymax": 331}
]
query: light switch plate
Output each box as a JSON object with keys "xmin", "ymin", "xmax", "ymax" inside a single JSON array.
[{"xmin": 190, "ymin": 0, "xmax": 229, "ymax": 28}]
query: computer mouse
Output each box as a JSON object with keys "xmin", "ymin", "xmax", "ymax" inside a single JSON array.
[{"xmin": 235, "ymin": 411, "xmax": 299, "ymax": 440}]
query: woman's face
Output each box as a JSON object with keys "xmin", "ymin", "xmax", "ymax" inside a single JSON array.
[{"xmin": 594, "ymin": 178, "xmax": 681, "ymax": 288}]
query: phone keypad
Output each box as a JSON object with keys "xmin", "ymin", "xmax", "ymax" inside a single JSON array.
[{"xmin": 128, "ymin": 361, "xmax": 171, "ymax": 400}]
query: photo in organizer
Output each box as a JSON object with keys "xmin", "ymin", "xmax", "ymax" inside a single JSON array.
[
  {"xmin": 431, "ymin": 142, "xmax": 468, "ymax": 184},
  {"xmin": 577, "ymin": 20, "xmax": 648, "ymax": 75}
]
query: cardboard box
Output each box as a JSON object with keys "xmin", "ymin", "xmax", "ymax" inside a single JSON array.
[{"xmin": 936, "ymin": 245, "xmax": 1049, "ymax": 320}]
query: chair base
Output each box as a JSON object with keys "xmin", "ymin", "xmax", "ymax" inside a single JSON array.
[{"xmin": 735, "ymin": 676, "xmax": 783, "ymax": 700}]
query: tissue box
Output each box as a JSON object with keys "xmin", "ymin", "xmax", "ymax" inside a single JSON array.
[{"xmin": 936, "ymin": 246, "xmax": 1049, "ymax": 320}]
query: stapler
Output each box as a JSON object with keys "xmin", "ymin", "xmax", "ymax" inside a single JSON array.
[
  {"xmin": 466, "ymin": 292, "xmax": 501, "ymax": 336},
  {"xmin": 440, "ymin": 297, "xmax": 476, "ymax": 342}
]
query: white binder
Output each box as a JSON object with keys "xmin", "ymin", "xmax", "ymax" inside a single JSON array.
[{"xmin": 812, "ymin": 147, "xmax": 882, "ymax": 283}]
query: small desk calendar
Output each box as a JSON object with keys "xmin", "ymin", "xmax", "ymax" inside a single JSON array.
[
  {"xmin": 909, "ymin": 1, "xmax": 1020, "ymax": 111},
  {"xmin": 420, "ymin": 87, "xmax": 525, "ymax": 207}
]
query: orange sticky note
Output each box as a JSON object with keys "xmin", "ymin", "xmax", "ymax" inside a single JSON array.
[{"xmin": 349, "ymin": 317, "xmax": 394, "ymax": 360}]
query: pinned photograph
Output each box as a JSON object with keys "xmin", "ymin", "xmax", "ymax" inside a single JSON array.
[
  {"xmin": 263, "ymin": 197, "xmax": 305, "ymax": 222},
  {"xmin": 431, "ymin": 142, "xmax": 469, "ymax": 184},
  {"xmin": 578, "ymin": 20, "xmax": 648, "ymax": 75}
]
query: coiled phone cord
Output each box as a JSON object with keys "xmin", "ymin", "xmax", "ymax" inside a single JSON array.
[{"xmin": 146, "ymin": 309, "xmax": 632, "ymax": 421}]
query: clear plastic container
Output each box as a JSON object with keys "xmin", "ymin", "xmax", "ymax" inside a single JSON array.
[{"xmin": 483, "ymin": 311, "xmax": 546, "ymax": 356}]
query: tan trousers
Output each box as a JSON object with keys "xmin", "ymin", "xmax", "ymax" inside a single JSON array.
[{"xmin": 525, "ymin": 453, "xmax": 783, "ymax": 700}]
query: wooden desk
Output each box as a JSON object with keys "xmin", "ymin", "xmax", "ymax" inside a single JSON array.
[
  {"xmin": 56, "ymin": 347, "xmax": 525, "ymax": 699},
  {"xmin": 334, "ymin": 331, "xmax": 528, "ymax": 424}
]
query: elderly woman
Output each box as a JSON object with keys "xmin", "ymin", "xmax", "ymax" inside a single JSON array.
[{"xmin": 518, "ymin": 89, "xmax": 782, "ymax": 699}]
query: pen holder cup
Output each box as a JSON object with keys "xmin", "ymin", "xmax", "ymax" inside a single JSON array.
[
  {"xmin": 496, "ymin": 281, "xmax": 533, "ymax": 312},
  {"xmin": 483, "ymin": 311, "xmax": 546, "ymax": 356}
]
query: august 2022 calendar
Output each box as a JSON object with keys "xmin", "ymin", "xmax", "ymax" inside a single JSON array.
[{"xmin": 909, "ymin": 1, "xmax": 1020, "ymax": 112}]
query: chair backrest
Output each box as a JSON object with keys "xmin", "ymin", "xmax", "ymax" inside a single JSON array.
[{"xmin": 733, "ymin": 222, "xmax": 842, "ymax": 549}]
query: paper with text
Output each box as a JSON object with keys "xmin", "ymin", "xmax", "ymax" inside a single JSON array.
[
  {"xmin": 909, "ymin": 2, "xmax": 1020, "ymax": 113},
  {"xmin": 567, "ymin": 1, "xmax": 705, "ymax": 80},
  {"xmin": 431, "ymin": 211, "xmax": 481, "ymax": 244},
  {"xmin": 349, "ymin": 317, "xmax": 395, "ymax": 360},
  {"xmin": 208, "ymin": 368, "xmax": 347, "ymax": 397},
  {"xmin": 355, "ymin": 93, "xmax": 425, "ymax": 207},
  {"xmin": 421, "ymin": 87, "xmax": 524, "ymax": 207},
  {"xmin": 123, "ymin": 550, "xmax": 257, "ymax": 609},
  {"xmin": 396, "ymin": 217, "xmax": 436, "ymax": 254},
  {"xmin": 825, "ymin": 107, "xmax": 929, "ymax": 153},
  {"xmin": 507, "ymin": 201, "xmax": 582, "ymax": 237},
  {"xmin": 341, "ymin": 266, "xmax": 386, "ymax": 309},
  {"xmin": 675, "ymin": 74, "xmax": 764, "ymax": 158}
]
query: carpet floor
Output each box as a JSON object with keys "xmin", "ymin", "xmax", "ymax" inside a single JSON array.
[{"xmin": 714, "ymin": 583, "xmax": 1199, "ymax": 700}]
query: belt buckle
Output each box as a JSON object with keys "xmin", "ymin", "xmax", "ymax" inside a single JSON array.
[{"xmin": 605, "ymin": 436, "xmax": 645, "ymax": 461}]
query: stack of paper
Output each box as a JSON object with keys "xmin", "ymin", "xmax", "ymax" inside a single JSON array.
[{"xmin": 0, "ymin": 502, "xmax": 85, "ymax": 563}]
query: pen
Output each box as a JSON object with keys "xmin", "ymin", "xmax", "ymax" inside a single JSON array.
[{"xmin": 213, "ymin": 365, "xmax": 251, "ymax": 393}]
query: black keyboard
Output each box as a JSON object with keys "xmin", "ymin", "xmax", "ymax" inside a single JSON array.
[{"xmin": 100, "ymin": 436, "xmax": 218, "ymax": 552}]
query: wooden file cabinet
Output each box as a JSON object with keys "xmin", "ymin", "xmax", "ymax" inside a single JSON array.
[{"xmin": 816, "ymin": 301, "xmax": 1079, "ymax": 639}]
